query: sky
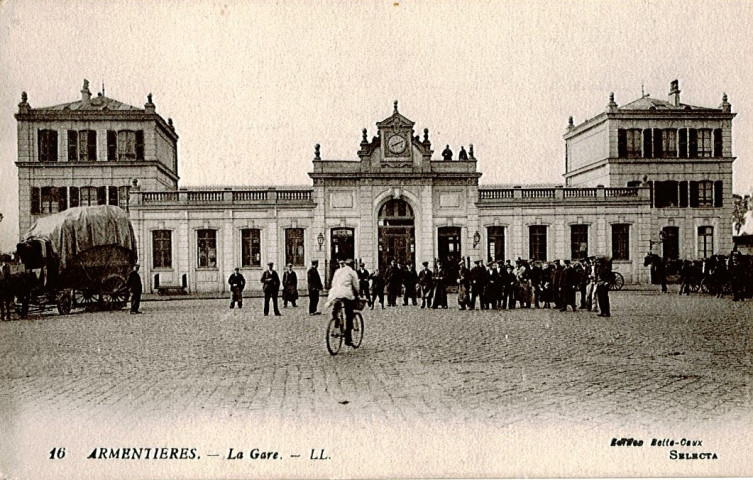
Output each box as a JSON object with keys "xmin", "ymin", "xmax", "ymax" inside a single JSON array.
[{"xmin": 1, "ymin": 0, "xmax": 752, "ymax": 252}]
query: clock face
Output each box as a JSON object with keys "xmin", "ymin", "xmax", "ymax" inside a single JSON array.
[{"xmin": 387, "ymin": 134, "xmax": 407, "ymax": 154}]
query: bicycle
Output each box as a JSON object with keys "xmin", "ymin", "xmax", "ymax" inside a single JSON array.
[{"xmin": 326, "ymin": 298, "xmax": 365, "ymax": 356}]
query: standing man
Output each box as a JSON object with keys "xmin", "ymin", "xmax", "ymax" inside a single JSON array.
[
  {"xmin": 357, "ymin": 262, "xmax": 371, "ymax": 307},
  {"xmin": 282, "ymin": 264, "xmax": 298, "ymax": 307},
  {"xmin": 307, "ymin": 260, "xmax": 323, "ymax": 315},
  {"xmin": 385, "ymin": 259, "xmax": 402, "ymax": 307},
  {"xmin": 470, "ymin": 260, "xmax": 487, "ymax": 310},
  {"xmin": 418, "ymin": 261, "xmax": 434, "ymax": 308},
  {"xmin": 369, "ymin": 267, "xmax": 385, "ymax": 310},
  {"xmin": 432, "ymin": 260, "xmax": 448, "ymax": 309},
  {"xmin": 0, "ymin": 257, "xmax": 12, "ymax": 320},
  {"xmin": 261, "ymin": 262, "xmax": 281, "ymax": 316},
  {"xmin": 127, "ymin": 264, "xmax": 142, "ymax": 314},
  {"xmin": 595, "ymin": 258, "xmax": 611, "ymax": 317},
  {"xmin": 228, "ymin": 267, "xmax": 246, "ymax": 309},
  {"xmin": 403, "ymin": 264, "xmax": 418, "ymax": 306}
]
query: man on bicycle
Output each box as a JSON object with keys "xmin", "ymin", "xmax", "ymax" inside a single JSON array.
[{"xmin": 327, "ymin": 258, "xmax": 360, "ymax": 346}]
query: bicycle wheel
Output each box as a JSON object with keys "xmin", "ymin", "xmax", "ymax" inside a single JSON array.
[
  {"xmin": 610, "ymin": 272, "xmax": 624, "ymax": 291},
  {"xmin": 326, "ymin": 315, "xmax": 343, "ymax": 356},
  {"xmin": 350, "ymin": 312, "xmax": 364, "ymax": 349}
]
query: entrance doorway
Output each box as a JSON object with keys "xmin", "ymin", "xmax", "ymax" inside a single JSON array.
[
  {"xmin": 378, "ymin": 199, "xmax": 415, "ymax": 272},
  {"xmin": 438, "ymin": 226, "xmax": 461, "ymax": 286},
  {"xmin": 330, "ymin": 227, "xmax": 355, "ymax": 280},
  {"xmin": 662, "ymin": 226, "xmax": 680, "ymax": 261}
]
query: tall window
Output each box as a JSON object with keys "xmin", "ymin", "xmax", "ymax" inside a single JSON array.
[
  {"xmin": 662, "ymin": 226, "xmax": 680, "ymax": 261},
  {"xmin": 529, "ymin": 226, "xmax": 547, "ymax": 261},
  {"xmin": 197, "ymin": 229, "xmax": 217, "ymax": 268},
  {"xmin": 38, "ymin": 129, "xmax": 58, "ymax": 162},
  {"xmin": 107, "ymin": 130, "xmax": 144, "ymax": 161},
  {"xmin": 626, "ymin": 129, "xmax": 642, "ymax": 158},
  {"xmin": 69, "ymin": 186, "xmax": 80, "ymax": 208},
  {"xmin": 654, "ymin": 181, "xmax": 679, "ymax": 208},
  {"xmin": 68, "ymin": 130, "xmax": 97, "ymax": 161},
  {"xmin": 697, "ymin": 180, "xmax": 713, "ymax": 207},
  {"xmin": 570, "ymin": 225, "xmax": 589, "ymax": 260},
  {"xmin": 285, "ymin": 228, "xmax": 305, "ymax": 267},
  {"xmin": 698, "ymin": 226, "xmax": 713, "ymax": 258},
  {"xmin": 40, "ymin": 187, "xmax": 60, "ymax": 214},
  {"xmin": 152, "ymin": 230, "xmax": 172, "ymax": 269},
  {"xmin": 118, "ymin": 186, "xmax": 130, "ymax": 210},
  {"xmin": 79, "ymin": 186, "xmax": 98, "ymax": 206},
  {"xmin": 698, "ymin": 129, "xmax": 712, "ymax": 158},
  {"xmin": 612, "ymin": 224, "xmax": 630, "ymax": 261},
  {"xmin": 487, "ymin": 226, "xmax": 505, "ymax": 263},
  {"xmin": 662, "ymin": 129, "xmax": 677, "ymax": 157},
  {"xmin": 241, "ymin": 229, "xmax": 262, "ymax": 267}
]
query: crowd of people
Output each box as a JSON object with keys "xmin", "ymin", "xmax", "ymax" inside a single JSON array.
[{"xmin": 341, "ymin": 257, "xmax": 614, "ymax": 317}]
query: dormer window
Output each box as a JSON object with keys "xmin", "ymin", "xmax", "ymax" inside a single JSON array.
[{"xmin": 107, "ymin": 130, "xmax": 144, "ymax": 161}]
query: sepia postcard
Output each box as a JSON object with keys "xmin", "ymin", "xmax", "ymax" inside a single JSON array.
[{"xmin": 1, "ymin": 0, "xmax": 752, "ymax": 478}]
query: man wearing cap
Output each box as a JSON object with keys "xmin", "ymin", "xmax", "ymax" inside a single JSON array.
[
  {"xmin": 417, "ymin": 261, "xmax": 433, "ymax": 308},
  {"xmin": 307, "ymin": 260, "xmax": 323, "ymax": 315},
  {"xmin": 261, "ymin": 262, "xmax": 281, "ymax": 316},
  {"xmin": 357, "ymin": 262, "xmax": 371, "ymax": 307},
  {"xmin": 385, "ymin": 259, "xmax": 402, "ymax": 307},
  {"xmin": 402, "ymin": 263, "xmax": 418, "ymax": 306},
  {"xmin": 228, "ymin": 267, "xmax": 246, "ymax": 309},
  {"xmin": 326, "ymin": 258, "xmax": 360, "ymax": 346},
  {"xmin": 127, "ymin": 264, "xmax": 142, "ymax": 314},
  {"xmin": 282, "ymin": 263, "xmax": 299, "ymax": 308}
]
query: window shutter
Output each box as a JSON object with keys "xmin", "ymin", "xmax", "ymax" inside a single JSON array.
[
  {"xmin": 647, "ymin": 180, "xmax": 654, "ymax": 207},
  {"xmin": 678, "ymin": 128, "xmax": 687, "ymax": 158},
  {"xmin": 653, "ymin": 129, "xmax": 663, "ymax": 157},
  {"xmin": 69, "ymin": 186, "xmax": 80, "ymax": 208},
  {"xmin": 713, "ymin": 128, "xmax": 723, "ymax": 158},
  {"xmin": 107, "ymin": 130, "xmax": 117, "ymax": 161},
  {"xmin": 97, "ymin": 186, "xmax": 107, "ymax": 205},
  {"xmin": 51, "ymin": 131, "xmax": 58, "ymax": 161},
  {"xmin": 68, "ymin": 130, "xmax": 78, "ymax": 161},
  {"xmin": 689, "ymin": 181, "xmax": 699, "ymax": 207},
  {"xmin": 679, "ymin": 181, "xmax": 688, "ymax": 208},
  {"xmin": 88, "ymin": 130, "xmax": 97, "ymax": 160},
  {"xmin": 643, "ymin": 128, "xmax": 652, "ymax": 158},
  {"xmin": 58, "ymin": 186, "xmax": 68, "ymax": 211},
  {"xmin": 108, "ymin": 186, "xmax": 118, "ymax": 206},
  {"xmin": 714, "ymin": 181, "xmax": 723, "ymax": 207},
  {"xmin": 30, "ymin": 187, "xmax": 41, "ymax": 214},
  {"xmin": 688, "ymin": 128, "xmax": 698, "ymax": 158},
  {"xmin": 617, "ymin": 129, "xmax": 627, "ymax": 157},
  {"xmin": 135, "ymin": 130, "xmax": 144, "ymax": 160}
]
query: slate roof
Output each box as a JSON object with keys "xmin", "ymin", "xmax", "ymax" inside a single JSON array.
[
  {"xmin": 42, "ymin": 94, "xmax": 142, "ymax": 112},
  {"xmin": 618, "ymin": 95, "xmax": 718, "ymax": 112}
]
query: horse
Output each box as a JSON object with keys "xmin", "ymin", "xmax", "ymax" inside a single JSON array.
[
  {"xmin": 0, "ymin": 271, "xmax": 38, "ymax": 319},
  {"xmin": 643, "ymin": 253, "xmax": 667, "ymax": 292}
]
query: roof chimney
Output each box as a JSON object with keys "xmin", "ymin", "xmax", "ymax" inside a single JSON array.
[
  {"xmin": 669, "ymin": 79, "xmax": 681, "ymax": 107},
  {"xmin": 81, "ymin": 79, "xmax": 91, "ymax": 105}
]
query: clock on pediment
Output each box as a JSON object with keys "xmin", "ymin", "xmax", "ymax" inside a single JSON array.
[{"xmin": 378, "ymin": 101, "xmax": 415, "ymax": 160}]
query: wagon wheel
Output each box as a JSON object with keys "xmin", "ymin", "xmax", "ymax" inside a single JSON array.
[
  {"xmin": 609, "ymin": 272, "xmax": 624, "ymax": 291},
  {"xmin": 689, "ymin": 281, "xmax": 701, "ymax": 293},
  {"xmin": 73, "ymin": 289, "xmax": 98, "ymax": 309},
  {"xmin": 57, "ymin": 289, "xmax": 72, "ymax": 315},
  {"xmin": 700, "ymin": 277, "xmax": 710, "ymax": 294},
  {"xmin": 100, "ymin": 274, "xmax": 128, "ymax": 310}
]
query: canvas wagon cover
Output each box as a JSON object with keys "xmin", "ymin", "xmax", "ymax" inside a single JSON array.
[{"xmin": 24, "ymin": 205, "xmax": 137, "ymax": 272}]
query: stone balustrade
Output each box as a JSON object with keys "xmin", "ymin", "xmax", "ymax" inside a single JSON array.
[
  {"xmin": 135, "ymin": 188, "xmax": 312, "ymax": 206},
  {"xmin": 479, "ymin": 186, "xmax": 648, "ymax": 203}
]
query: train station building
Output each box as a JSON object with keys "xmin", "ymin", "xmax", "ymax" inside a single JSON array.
[{"xmin": 15, "ymin": 80, "xmax": 736, "ymax": 293}]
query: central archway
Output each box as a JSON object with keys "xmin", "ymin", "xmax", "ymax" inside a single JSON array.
[{"xmin": 378, "ymin": 199, "xmax": 415, "ymax": 272}]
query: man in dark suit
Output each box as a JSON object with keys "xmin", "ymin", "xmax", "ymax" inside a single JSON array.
[
  {"xmin": 261, "ymin": 262, "xmax": 281, "ymax": 316},
  {"xmin": 403, "ymin": 264, "xmax": 418, "ymax": 306},
  {"xmin": 470, "ymin": 260, "xmax": 487, "ymax": 310},
  {"xmin": 357, "ymin": 262, "xmax": 371, "ymax": 307},
  {"xmin": 228, "ymin": 267, "xmax": 246, "ymax": 308},
  {"xmin": 385, "ymin": 259, "xmax": 402, "ymax": 307},
  {"xmin": 307, "ymin": 260, "xmax": 323, "ymax": 315},
  {"xmin": 417, "ymin": 261, "xmax": 433, "ymax": 308},
  {"xmin": 127, "ymin": 264, "xmax": 142, "ymax": 314}
]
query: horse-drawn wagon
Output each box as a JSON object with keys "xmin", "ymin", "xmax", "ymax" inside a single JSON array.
[{"xmin": 12, "ymin": 205, "xmax": 138, "ymax": 316}]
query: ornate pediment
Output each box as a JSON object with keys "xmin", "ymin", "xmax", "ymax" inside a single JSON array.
[{"xmin": 376, "ymin": 101, "xmax": 415, "ymax": 130}]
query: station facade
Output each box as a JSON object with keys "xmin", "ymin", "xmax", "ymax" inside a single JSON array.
[{"xmin": 15, "ymin": 81, "xmax": 736, "ymax": 293}]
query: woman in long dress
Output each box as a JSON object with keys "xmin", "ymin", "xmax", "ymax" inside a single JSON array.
[{"xmin": 432, "ymin": 261, "xmax": 448, "ymax": 309}]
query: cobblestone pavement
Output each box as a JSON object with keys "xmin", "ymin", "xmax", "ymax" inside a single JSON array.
[
  {"xmin": 1, "ymin": 290, "xmax": 751, "ymax": 477},
  {"xmin": 1, "ymin": 290, "xmax": 751, "ymax": 426}
]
